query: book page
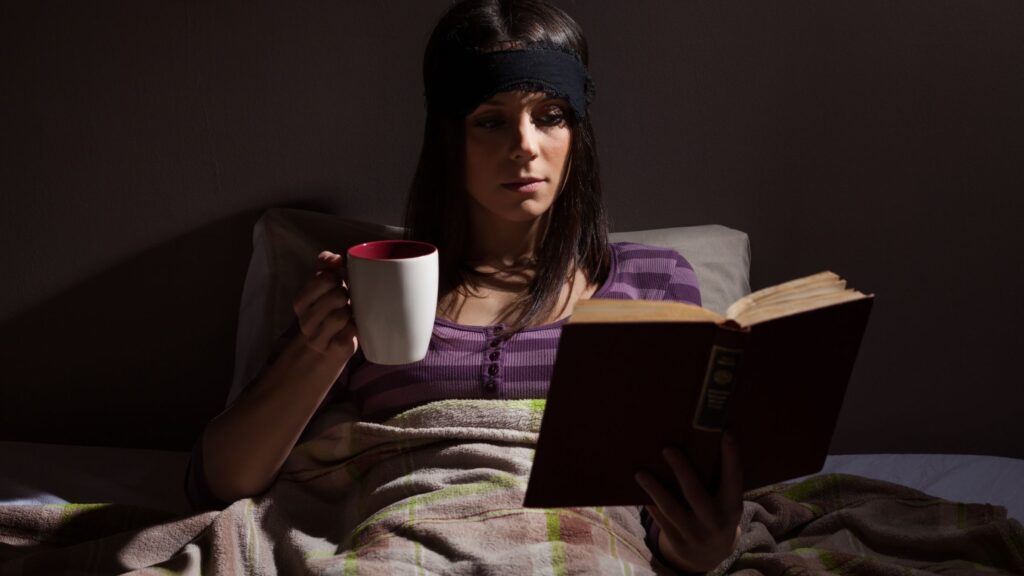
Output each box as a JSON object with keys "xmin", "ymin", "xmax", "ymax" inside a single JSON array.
[
  {"xmin": 732, "ymin": 289, "xmax": 867, "ymax": 326},
  {"xmin": 570, "ymin": 298, "xmax": 725, "ymax": 324},
  {"xmin": 725, "ymin": 271, "xmax": 844, "ymax": 320},
  {"xmin": 743, "ymin": 282, "xmax": 849, "ymax": 309},
  {"xmin": 725, "ymin": 271, "xmax": 870, "ymax": 326}
]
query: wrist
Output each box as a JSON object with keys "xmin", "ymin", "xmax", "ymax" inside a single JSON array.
[{"xmin": 227, "ymin": 335, "xmax": 342, "ymax": 412}]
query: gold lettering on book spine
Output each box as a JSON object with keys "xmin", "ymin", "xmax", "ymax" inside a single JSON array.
[{"xmin": 692, "ymin": 345, "xmax": 744, "ymax": 432}]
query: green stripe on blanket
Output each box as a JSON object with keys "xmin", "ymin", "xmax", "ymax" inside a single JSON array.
[
  {"xmin": 349, "ymin": 472, "xmax": 524, "ymax": 543},
  {"xmin": 278, "ymin": 399, "xmax": 656, "ymax": 574},
  {"xmin": 546, "ymin": 509, "xmax": 567, "ymax": 576},
  {"xmin": 5, "ymin": 400, "xmax": 1023, "ymax": 575}
]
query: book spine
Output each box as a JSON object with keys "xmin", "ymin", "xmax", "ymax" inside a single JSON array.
[{"xmin": 692, "ymin": 326, "xmax": 748, "ymax": 432}]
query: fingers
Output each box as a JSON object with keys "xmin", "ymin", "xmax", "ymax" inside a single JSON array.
[
  {"xmin": 316, "ymin": 251, "xmax": 347, "ymax": 275},
  {"xmin": 294, "ymin": 275, "xmax": 338, "ymax": 318},
  {"xmin": 717, "ymin": 432, "xmax": 744, "ymax": 524},
  {"xmin": 304, "ymin": 301, "xmax": 353, "ymax": 352},
  {"xmin": 663, "ymin": 446, "xmax": 716, "ymax": 525},
  {"xmin": 294, "ymin": 252, "xmax": 347, "ymax": 318},
  {"xmin": 635, "ymin": 471, "xmax": 696, "ymax": 541},
  {"xmin": 640, "ymin": 442, "xmax": 744, "ymax": 538},
  {"xmin": 640, "ymin": 443, "xmax": 745, "ymax": 572},
  {"xmin": 644, "ymin": 504, "xmax": 684, "ymax": 544},
  {"xmin": 317, "ymin": 251, "xmax": 348, "ymax": 287},
  {"xmin": 293, "ymin": 251, "xmax": 356, "ymax": 354}
]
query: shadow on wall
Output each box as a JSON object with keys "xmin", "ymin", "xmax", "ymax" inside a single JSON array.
[{"xmin": 0, "ymin": 210, "xmax": 263, "ymax": 451}]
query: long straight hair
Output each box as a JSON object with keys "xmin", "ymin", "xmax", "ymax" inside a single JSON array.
[{"xmin": 404, "ymin": 0, "xmax": 610, "ymax": 333}]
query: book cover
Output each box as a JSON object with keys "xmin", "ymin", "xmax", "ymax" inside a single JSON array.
[{"xmin": 523, "ymin": 293, "xmax": 874, "ymax": 508}]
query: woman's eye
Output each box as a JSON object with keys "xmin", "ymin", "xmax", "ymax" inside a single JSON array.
[
  {"xmin": 471, "ymin": 109, "xmax": 566, "ymax": 130},
  {"xmin": 473, "ymin": 117, "xmax": 503, "ymax": 129},
  {"xmin": 538, "ymin": 112, "xmax": 566, "ymax": 126}
]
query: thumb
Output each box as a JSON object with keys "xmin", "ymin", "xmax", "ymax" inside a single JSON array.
[
  {"xmin": 316, "ymin": 251, "xmax": 348, "ymax": 281},
  {"xmin": 316, "ymin": 251, "xmax": 344, "ymax": 268}
]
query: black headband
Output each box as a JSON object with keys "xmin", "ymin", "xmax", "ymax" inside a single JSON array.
[{"xmin": 426, "ymin": 47, "xmax": 595, "ymax": 119}]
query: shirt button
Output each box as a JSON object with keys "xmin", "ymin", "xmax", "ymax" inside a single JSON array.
[
  {"xmin": 488, "ymin": 363, "xmax": 499, "ymax": 376},
  {"xmin": 493, "ymin": 325, "xmax": 504, "ymax": 334},
  {"xmin": 485, "ymin": 378, "xmax": 497, "ymax": 390},
  {"xmin": 489, "ymin": 339, "xmax": 501, "ymax": 348},
  {"xmin": 489, "ymin": 350, "xmax": 500, "ymax": 361}
]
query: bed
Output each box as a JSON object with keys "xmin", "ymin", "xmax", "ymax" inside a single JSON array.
[
  {"xmin": 3, "ymin": 444, "xmax": 1021, "ymax": 522},
  {"xmin": 1, "ymin": 208, "xmax": 1021, "ymax": 573}
]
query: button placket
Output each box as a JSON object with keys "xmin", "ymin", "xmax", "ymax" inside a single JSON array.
[{"xmin": 482, "ymin": 324, "xmax": 506, "ymax": 392}]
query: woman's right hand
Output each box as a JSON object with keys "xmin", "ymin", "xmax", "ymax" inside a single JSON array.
[{"xmin": 291, "ymin": 250, "xmax": 359, "ymax": 367}]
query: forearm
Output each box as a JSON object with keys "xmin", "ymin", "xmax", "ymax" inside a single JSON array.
[{"xmin": 200, "ymin": 335, "xmax": 349, "ymax": 502}]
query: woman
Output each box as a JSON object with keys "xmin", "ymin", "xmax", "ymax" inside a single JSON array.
[{"xmin": 187, "ymin": 0, "xmax": 743, "ymax": 572}]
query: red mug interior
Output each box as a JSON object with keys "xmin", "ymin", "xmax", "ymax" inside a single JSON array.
[{"xmin": 348, "ymin": 240, "xmax": 437, "ymax": 260}]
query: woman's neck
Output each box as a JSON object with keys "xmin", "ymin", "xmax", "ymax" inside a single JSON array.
[{"xmin": 466, "ymin": 208, "xmax": 548, "ymax": 271}]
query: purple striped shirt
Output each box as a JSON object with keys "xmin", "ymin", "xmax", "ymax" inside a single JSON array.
[
  {"xmin": 185, "ymin": 242, "xmax": 700, "ymax": 512},
  {"xmin": 345, "ymin": 242, "xmax": 701, "ymax": 421}
]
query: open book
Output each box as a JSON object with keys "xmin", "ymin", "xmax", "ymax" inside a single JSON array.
[{"xmin": 523, "ymin": 272, "xmax": 874, "ymax": 508}]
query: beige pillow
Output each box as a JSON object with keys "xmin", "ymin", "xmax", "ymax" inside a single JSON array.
[{"xmin": 229, "ymin": 208, "xmax": 750, "ymax": 404}]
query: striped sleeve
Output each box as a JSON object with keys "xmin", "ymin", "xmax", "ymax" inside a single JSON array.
[{"xmin": 663, "ymin": 251, "xmax": 701, "ymax": 307}]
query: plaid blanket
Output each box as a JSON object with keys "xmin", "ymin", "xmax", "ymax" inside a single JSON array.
[
  {"xmin": 717, "ymin": 474, "xmax": 1024, "ymax": 576},
  {"xmin": 1, "ymin": 399, "xmax": 1022, "ymax": 575}
]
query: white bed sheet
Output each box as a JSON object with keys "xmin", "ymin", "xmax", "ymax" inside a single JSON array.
[
  {"xmin": 1, "ymin": 443, "xmax": 1021, "ymax": 522},
  {"xmin": 817, "ymin": 453, "xmax": 1024, "ymax": 522},
  {"xmin": 0, "ymin": 441, "xmax": 191, "ymax": 514}
]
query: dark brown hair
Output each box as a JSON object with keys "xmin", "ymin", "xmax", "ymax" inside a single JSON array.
[{"xmin": 404, "ymin": 0, "xmax": 610, "ymax": 333}]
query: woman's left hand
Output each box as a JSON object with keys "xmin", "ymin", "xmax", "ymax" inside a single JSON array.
[{"xmin": 634, "ymin": 433, "xmax": 744, "ymax": 574}]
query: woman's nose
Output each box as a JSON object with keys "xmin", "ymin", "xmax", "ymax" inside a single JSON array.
[{"xmin": 510, "ymin": 115, "xmax": 540, "ymax": 161}]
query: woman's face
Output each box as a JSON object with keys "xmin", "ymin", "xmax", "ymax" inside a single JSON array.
[{"xmin": 464, "ymin": 90, "xmax": 572, "ymax": 225}]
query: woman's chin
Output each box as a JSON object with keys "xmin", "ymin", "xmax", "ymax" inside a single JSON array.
[
  {"xmin": 515, "ymin": 197, "xmax": 556, "ymax": 217},
  {"xmin": 503, "ymin": 206, "xmax": 549, "ymax": 223},
  {"xmin": 471, "ymin": 197, "xmax": 553, "ymax": 225}
]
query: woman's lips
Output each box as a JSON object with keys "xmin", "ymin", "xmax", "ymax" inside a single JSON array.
[{"xmin": 501, "ymin": 180, "xmax": 545, "ymax": 193}]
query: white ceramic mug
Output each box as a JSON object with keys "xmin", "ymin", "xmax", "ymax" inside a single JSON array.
[{"xmin": 346, "ymin": 240, "xmax": 439, "ymax": 365}]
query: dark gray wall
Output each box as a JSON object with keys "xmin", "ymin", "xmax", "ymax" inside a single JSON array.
[{"xmin": 2, "ymin": 1, "xmax": 1022, "ymax": 456}]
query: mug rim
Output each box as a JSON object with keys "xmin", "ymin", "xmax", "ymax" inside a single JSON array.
[{"xmin": 347, "ymin": 239, "xmax": 438, "ymax": 261}]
